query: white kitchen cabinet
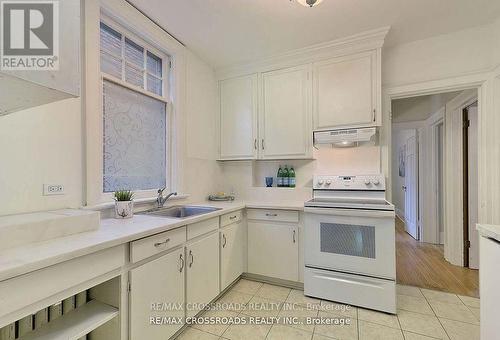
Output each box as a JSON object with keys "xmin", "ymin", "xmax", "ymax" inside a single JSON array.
[
  {"xmin": 259, "ymin": 65, "xmax": 312, "ymax": 159},
  {"xmin": 186, "ymin": 232, "xmax": 220, "ymax": 318},
  {"xmin": 129, "ymin": 248, "xmax": 185, "ymax": 340},
  {"xmin": 313, "ymin": 50, "xmax": 379, "ymax": 130},
  {"xmin": 220, "ymin": 221, "xmax": 245, "ymax": 291},
  {"xmin": 219, "ymin": 74, "xmax": 258, "ymax": 160},
  {"xmin": 479, "ymin": 231, "xmax": 500, "ymax": 340},
  {"xmin": 248, "ymin": 221, "xmax": 299, "ymax": 282},
  {"xmin": 0, "ymin": 0, "xmax": 80, "ymax": 116}
]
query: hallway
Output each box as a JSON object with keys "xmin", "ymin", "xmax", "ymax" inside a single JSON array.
[{"xmin": 396, "ymin": 218, "xmax": 479, "ymax": 297}]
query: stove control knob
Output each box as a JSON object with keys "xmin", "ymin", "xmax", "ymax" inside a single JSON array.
[
  {"xmin": 373, "ymin": 179, "xmax": 380, "ymax": 185},
  {"xmin": 317, "ymin": 180, "xmax": 324, "ymax": 186},
  {"xmin": 364, "ymin": 179, "xmax": 371, "ymax": 185},
  {"xmin": 325, "ymin": 180, "xmax": 332, "ymax": 186}
]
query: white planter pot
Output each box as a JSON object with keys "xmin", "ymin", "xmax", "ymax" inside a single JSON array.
[{"xmin": 115, "ymin": 201, "xmax": 134, "ymax": 219}]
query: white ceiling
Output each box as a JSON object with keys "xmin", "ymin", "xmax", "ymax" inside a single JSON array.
[{"xmin": 128, "ymin": 0, "xmax": 500, "ymax": 69}]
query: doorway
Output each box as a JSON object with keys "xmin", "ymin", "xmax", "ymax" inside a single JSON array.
[{"xmin": 391, "ymin": 90, "xmax": 479, "ymax": 296}]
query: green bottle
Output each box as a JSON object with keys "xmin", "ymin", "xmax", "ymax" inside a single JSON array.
[
  {"xmin": 283, "ymin": 166, "xmax": 290, "ymax": 187},
  {"xmin": 289, "ymin": 167, "xmax": 296, "ymax": 188},
  {"xmin": 277, "ymin": 165, "xmax": 283, "ymax": 187}
]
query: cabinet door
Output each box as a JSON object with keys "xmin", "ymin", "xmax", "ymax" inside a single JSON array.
[
  {"xmin": 219, "ymin": 74, "xmax": 258, "ymax": 160},
  {"xmin": 130, "ymin": 248, "xmax": 185, "ymax": 340},
  {"xmin": 221, "ymin": 222, "xmax": 245, "ymax": 290},
  {"xmin": 248, "ymin": 222, "xmax": 298, "ymax": 281},
  {"xmin": 260, "ymin": 65, "xmax": 312, "ymax": 159},
  {"xmin": 186, "ymin": 232, "xmax": 220, "ymax": 318},
  {"xmin": 313, "ymin": 51, "xmax": 377, "ymax": 129}
]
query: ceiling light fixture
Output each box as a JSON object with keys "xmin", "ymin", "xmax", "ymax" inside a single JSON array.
[{"xmin": 294, "ymin": 0, "xmax": 324, "ymax": 8}]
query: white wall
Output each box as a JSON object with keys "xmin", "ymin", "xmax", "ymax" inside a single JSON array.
[
  {"xmin": 383, "ymin": 23, "xmax": 497, "ymax": 87},
  {"xmin": 0, "ymin": 99, "xmax": 83, "ymax": 216},
  {"xmin": 220, "ymin": 145, "xmax": 381, "ymax": 202},
  {"xmin": 183, "ymin": 51, "xmax": 222, "ymax": 202}
]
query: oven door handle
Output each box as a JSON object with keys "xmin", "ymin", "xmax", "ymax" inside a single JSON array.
[{"xmin": 304, "ymin": 207, "xmax": 395, "ymax": 218}]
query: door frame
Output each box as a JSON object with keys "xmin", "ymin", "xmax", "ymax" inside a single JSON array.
[{"xmin": 382, "ymin": 73, "xmax": 487, "ymax": 267}]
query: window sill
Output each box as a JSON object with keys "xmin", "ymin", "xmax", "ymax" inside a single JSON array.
[{"xmin": 82, "ymin": 194, "xmax": 191, "ymax": 212}]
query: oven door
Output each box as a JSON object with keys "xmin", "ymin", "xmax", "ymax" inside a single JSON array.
[{"xmin": 304, "ymin": 207, "xmax": 395, "ymax": 280}]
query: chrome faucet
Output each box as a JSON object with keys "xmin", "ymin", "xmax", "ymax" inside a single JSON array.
[{"xmin": 157, "ymin": 188, "xmax": 177, "ymax": 208}]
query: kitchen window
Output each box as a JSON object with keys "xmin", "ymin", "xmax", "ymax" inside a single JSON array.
[{"xmin": 99, "ymin": 20, "xmax": 170, "ymax": 193}]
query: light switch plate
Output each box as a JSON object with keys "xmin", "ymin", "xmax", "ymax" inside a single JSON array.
[{"xmin": 43, "ymin": 184, "xmax": 65, "ymax": 196}]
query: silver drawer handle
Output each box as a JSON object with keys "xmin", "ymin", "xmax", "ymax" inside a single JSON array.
[
  {"xmin": 229, "ymin": 215, "xmax": 237, "ymax": 220},
  {"xmin": 266, "ymin": 213, "xmax": 278, "ymax": 217},
  {"xmin": 189, "ymin": 250, "xmax": 194, "ymax": 267},
  {"xmin": 154, "ymin": 238, "xmax": 171, "ymax": 247},
  {"xmin": 179, "ymin": 254, "xmax": 184, "ymax": 272}
]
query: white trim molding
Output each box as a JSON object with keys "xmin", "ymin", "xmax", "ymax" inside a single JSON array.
[{"xmin": 84, "ymin": 0, "xmax": 187, "ymax": 206}]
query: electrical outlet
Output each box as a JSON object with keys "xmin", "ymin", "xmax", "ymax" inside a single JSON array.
[{"xmin": 43, "ymin": 184, "xmax": 65, "ymax": 196}]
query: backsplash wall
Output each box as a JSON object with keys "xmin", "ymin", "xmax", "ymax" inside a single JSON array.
[{"xmin": 219, "ymin": 145, "xmax": 381, "ymax": 202}]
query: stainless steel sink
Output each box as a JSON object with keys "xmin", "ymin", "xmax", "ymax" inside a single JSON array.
[{"xmin": 140, "ymin": 205, "xmax": 221, "ymax": 219}]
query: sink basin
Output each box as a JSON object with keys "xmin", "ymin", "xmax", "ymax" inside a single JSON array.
[{"xmin": 141, "ymin": 205, "xmax": 221, "ymax": 219}]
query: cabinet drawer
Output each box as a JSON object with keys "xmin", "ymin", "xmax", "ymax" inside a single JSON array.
[
  {"xmin": 220, "ymin": 210, "xmax": 242, "ymax": 227},
  {"xmin": 188, "ymin": 217, "xmax": 219, "ymax": 240},
  {"xmin": 130, "ymin": 227, "xmax": 186, "ymax": 263},
  {"xmin": 247, "ymin": 209, "xmax": 299, "ymax": 223}
]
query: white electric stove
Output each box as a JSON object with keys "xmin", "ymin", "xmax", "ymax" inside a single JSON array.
[{"xmin": 304, "ymin": 175, "xmax": 396, "ymax": 314}]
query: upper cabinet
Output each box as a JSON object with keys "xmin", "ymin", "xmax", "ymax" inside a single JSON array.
[
  {"xmin": 217, "ymin": 27, "xmax": 387, "ymax": 160},
  {"xmin": 219, "ymin": 74, "xmax": 258, "ymax": 160},
  {"xmin": 260, "ymin": 65, "xmax": 312, "ymax": 159},
  {"xmin": 0, "ymin": 0, "xmax": 80, "ymax": 116},
  {"xmin": 313, "ymin": 50, "xmax": 379, "ymax": 130}
]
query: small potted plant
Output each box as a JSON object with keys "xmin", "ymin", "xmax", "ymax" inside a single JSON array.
[{"xmin": 114, "ymin": 190, "xmax": 134, "ymax": 219}]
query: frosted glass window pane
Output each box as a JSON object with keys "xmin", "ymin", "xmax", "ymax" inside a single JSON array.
[
  {"xmin": 100, "ymin": 23, "xmax": 122, "ymax": 57},
  {"xmin": 147, "ymin": 74, "xmax": 162, "ymax": 96},
  {"xmin": 125, "ymin": 38, "xmax": 144, "ymax": 68},
  {"xmin": 103, "ymin": 80, "xmax": 167, "ymax": 192},
  {"xmin": 100, "ymin": 51, "xmax": 122, "ymax": 78},
  {"xmin": 125, "ymin": 64, "xmax": 144, "ymax": 88},
  {"xmin": 147, "ymin": 51, "xmax": 162, "ymax": 77}
]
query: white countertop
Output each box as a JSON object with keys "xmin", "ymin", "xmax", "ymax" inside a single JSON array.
[
  {"xmin": 477, "ymin": 224, "xmax": 500, "ymax": 242},
  {"xmin": 0, "ymin": 200, "xmax": 305, "ymax": 282}
]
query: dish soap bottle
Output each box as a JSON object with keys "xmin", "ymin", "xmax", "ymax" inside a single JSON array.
[{"xmin": 289, "ymin": 167, "xmax": 296, "ymax": 188}]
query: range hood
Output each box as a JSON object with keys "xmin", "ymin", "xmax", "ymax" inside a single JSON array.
[{"xmin": 313, "ymin": 127, "xmax": 376, "ymax": 147}]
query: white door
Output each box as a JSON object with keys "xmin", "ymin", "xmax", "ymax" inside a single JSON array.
[
  {"xmin": 219, "ymin": 74, "xmax": 258, "ymax": 160},
  {"xmin": 247, "ymin": 221, "xmax": 298, "ymax": 281},
  {"xmin": 220, "ymin": 221, "xmax": 245, "ymax": 290},
  {"xmin": 313, "ymin": 51, "xmax": 376, "ymax": 130},
  {"xmin": 186, "ymin": 232, "xmax": 220, "ymax": 318},
  {"xmin": 130, "ymin": 249, "xmax": 185, "ymax": 340},
  {"xmin": 260, "ymin": 65, "xmax": 312, "ymax": 159},
  {"xmin": 467, "ymin": 105, "xmax": 479, "ymax": 269},
  {"xmin": 404, "ymin": 132, "xmax": 419, "ymax": 240}
]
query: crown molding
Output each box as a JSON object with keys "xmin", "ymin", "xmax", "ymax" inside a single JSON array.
[{"xmin": 216, "ymin": 26, "xmax": 390, "ymax": 80}]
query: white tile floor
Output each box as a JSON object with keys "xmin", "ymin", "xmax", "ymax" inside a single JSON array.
[{"xmin": 175, "ymin": 279, "xmax": 480, "ymax": 340}]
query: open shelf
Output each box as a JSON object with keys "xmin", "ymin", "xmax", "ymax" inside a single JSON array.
[{"xmin": 18, "ymin": 300, "xmax": 118, "ymax": 340}]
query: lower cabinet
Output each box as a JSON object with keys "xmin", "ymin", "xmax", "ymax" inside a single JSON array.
[
  {"xmin": 186, "ymin": 232, "xmax": 220, "ymax": 318},
  {"xmin": 248, "ymin": 221, "xmax": 299, "ymax": 281},
  {"xmin": 129, "ymin": 248, "xmax": 185, "ymax": 340},
  {"xmin": 220, "ymin": 221, "xmax": 245, "ymax": 290}
]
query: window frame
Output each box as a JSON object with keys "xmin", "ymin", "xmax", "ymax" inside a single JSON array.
[{"xmin": 99, "ymin": 15, "xmax": 172, "ymax": 201}]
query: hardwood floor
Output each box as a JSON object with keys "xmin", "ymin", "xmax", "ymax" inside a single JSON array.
[{"xmin": 396, "ymin": 218, "xmax": 479, "ymax": 297}]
